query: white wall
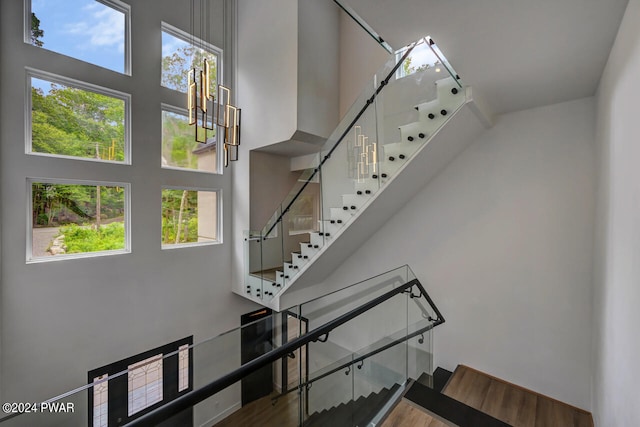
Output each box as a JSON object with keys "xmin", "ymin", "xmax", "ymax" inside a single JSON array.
[
  {"xmin": 338, "ymin": 12, "xmax": 388, "ymax": 117},
  {"xmin": 297, "ymin": 0, "xmax": 340, "ymax": 139},
  {"xmin": 0, "ymin": 0, "xmax": 257, "ymax": 423},
  {"xmin": 233, "ymin": 0, "xmax": 299, "ymax": 290},
  {"xmin": 233, "ymin": 0, "xmax": 341, "ymax": 291},
  {"xmin": 309, "ymin": 97, "xmax": 596, "ymax": 410},
  {"xmin": 593, "ymin": 0, "xmax": 640, "ymax": 424}
]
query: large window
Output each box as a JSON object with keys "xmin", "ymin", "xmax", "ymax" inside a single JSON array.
[
  {"xmin": 160, "ymin": 22, "xmax": 223, "ymax": 250},
  {"xmin": 161, "ymin": 187, "xmax": 220, "ymax": 247},
  {"xmin": 28, "ymin": 70, "xmax": 130, "ymax": 163},
  {"xmin": 21, "ymin": 4, "xmax": 225, "ymax": 261},
  {"xmin": 27, "ymin": 0, "xmax": 130, "ymax": 74},
  {"xmin": 161, "ymin": 23, "xmax": 220, "ymax": 93},
  {"xmin": 162, "ymin": 107, "xmax": 218, "ymax": 173},
  {"xmin": 28, "ymin": 179, "xmax": 129, "ymax": 262}
]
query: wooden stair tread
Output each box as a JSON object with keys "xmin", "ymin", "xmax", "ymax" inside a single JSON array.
[
  {"xmin": 442, "ymin": 365, "xmax": 593, "ymax": 427},
  {"xmin": 381, "ymin": 400, "xmax": 453, "ymax": 427}
]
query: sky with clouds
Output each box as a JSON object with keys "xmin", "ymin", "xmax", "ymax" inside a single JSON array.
[{"xmin": 31, "ymin": 0, "xmax": 125, "ymax": 73}]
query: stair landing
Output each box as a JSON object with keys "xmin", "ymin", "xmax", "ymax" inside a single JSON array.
[
  {"xmin": 382, "ymin": 400, "xmax": 452, "ymax": 427},
  {"xmin": 441, "ymin": 365, "xmax": 593, "ymax": 427}
]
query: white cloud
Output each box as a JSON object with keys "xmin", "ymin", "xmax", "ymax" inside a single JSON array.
[
  {"xmin": 162, "ymin": 35, "xmax": 189, "ymax": 58},
  {"xmin": 64, "ymin": 3, "xmax": 124, "ymax": 53}
]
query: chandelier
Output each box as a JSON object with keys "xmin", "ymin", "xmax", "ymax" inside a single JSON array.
[
  {"xmin": 353, "ymin": 125, "xmax": 378, "ymax": 182},
  {"xmin": 187, "ymin": 1, "xmax": 241, "ymax": 167}
]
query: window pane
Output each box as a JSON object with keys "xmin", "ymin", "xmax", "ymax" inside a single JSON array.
[
  {"xmin": 397, "ymin": 41, "xmax": 440, "ymax": 78},
  {"xmin": 162, "ymin": 110, "xmax": 218, "ymax": 173},
  {"xmin": 30, "ymin": 182, "xmax": 127, "ymax": 259},
  {"xmin": 178, "ymin": 344, "xmax": 189, "ymax": 392},
  {"xmin": 161, "ymin": 29, "xmax": 218, "ymax": 93},
  {"xmin": 30, "ymin": 76, "xmax": 127, "ymax": 162},
  {"xmin": 93, "ymin": 375, "xmax": 108, "ymax": 427},
  {"xmin": 288, "ymin": 183, "xmax": 320, "ymax": 234},
  {"xmin": 30, "ymin": 0, "xmax": 128, "ymax": 73},
  {"xmin": 127, "ymin": 355, "xmax": 163, "ymax": 417},
  {"xmin": 161, "ymin": 189, "xmax": 218, "ymax": 246}
]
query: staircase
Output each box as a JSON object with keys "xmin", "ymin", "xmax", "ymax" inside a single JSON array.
[
  {"xmin": 304, "ymin": 384, "xmax": 400, "ymax": 427},
  {"xmin": 381, "ymin": 365, "xmax": 595, "ymax": 427},
  {"xmin": 241, "ymin": 38, "xmax": 491, "ymax": 310}
]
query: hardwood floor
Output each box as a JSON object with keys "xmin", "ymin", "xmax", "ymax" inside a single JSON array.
[
  {"xmin": 212, "ymin": 391, "xmax": 300, "ymax": 427},
  {"xmin": 381, "ymin": 401, "xmax": 453, "ymax": 427},
  {"xmin": 442, "ymin": 365, "xmax": 593, "ymax": 427}
]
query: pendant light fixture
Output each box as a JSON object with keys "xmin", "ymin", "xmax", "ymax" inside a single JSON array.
[{"xmin": 187, "ymin": 0, "xmax": 241, "ymax": 167}]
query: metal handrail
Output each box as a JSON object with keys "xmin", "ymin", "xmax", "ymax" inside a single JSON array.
[{"xmin": 125, "ymin": 278, "xmax": 443, "ymax": 426}]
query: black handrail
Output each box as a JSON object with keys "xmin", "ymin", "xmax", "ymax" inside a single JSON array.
[
  {"xmin": 125, "ymin": 278, "xmax": 441, "ymax": 426},
  {"xmin": 332, "ymin": 0, "xmax": 393, "ymax": 54},
  {"xmin": 262, "ymin": 42, "xmax": 417, "ymax": 239}
]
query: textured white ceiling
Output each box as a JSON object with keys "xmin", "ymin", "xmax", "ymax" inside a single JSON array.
[{"xmin": 344, "ymin": 0, "xmax": 629, "ymax": 114}]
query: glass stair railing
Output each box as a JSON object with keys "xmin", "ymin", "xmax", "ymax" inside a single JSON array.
[
  {"xmin": 0, "ymin": 265, "xmax": 444, "ymax": 427},
  {"xmin": 244, "ymin": 37, "xmax": 466, "ymax": 304}
]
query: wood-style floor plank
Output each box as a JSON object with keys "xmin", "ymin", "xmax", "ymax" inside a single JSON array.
[
  {"xmin": 212, "ymin": 392, "xmax": 299, "ymax": 427},
  {"xmin": 381, "ymin": 400, "xmax": 451, "ymax": 427},
  {"xmin": 443, "ymin": 365, "xmax": 492, "ymax": 408},
  {"xmin": 442, "ymin": 365, "xmax": 593, "ymax": 427},
  {"xmin": 509, "ymin": 385, "xmax": 537, "ymax": 427}
]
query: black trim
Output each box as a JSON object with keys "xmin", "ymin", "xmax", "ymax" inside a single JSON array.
[
  {"xmin": 125, "ymin": 279, "xmax": 443, "ymax": 426},
  {"xmin": 433, "ymin": 367, "xmax": 453, "ymax": 393},
  {"xmin": 404, "ymin": 381, "xmax": 511, "ymax": 427}
]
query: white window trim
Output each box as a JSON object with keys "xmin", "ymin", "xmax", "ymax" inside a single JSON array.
[
  {"xmin": 161, "ymin": 186, "xmax": 222, "ymax": 249},
  {"xmin": 25, "ymin": 68, "xmax": 132, "ymax": 165},
  {"xmin": 160, "ymin": 103, "xmax": 223, "ymax": 174},
  {"xmin": 26, "ymin": 177, "xmax": 132, "ymax": 263},
  {"xmin": 23, "ymin": 0, "xmax": 132, "ymax": 75},
  {"xmin": 160, "ymin": 21, "xmax": 223, "ymax": 94}
]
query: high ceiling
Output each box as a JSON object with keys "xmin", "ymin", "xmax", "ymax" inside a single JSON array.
[{"xmin": 344, "ymin": 0, "xmax": 629, "ymax": 115}]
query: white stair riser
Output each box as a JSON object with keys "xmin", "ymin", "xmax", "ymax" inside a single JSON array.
[
  {"xmin": 301, "ymin": 243, "xmax": 320, "ymax": 258},
  {"xmin": 292, "ymin": 253, "xmax": 309, "ymax": 268},
  {"xmin": 322, "ymin": 221, "xmax": 344, "ymax": 236},
  {"xmin": 354, "ymin": 180, "xmax": 380, "ymax": 194},
  {"xmin": 310, "ymin": 232, "xmax": 327, "ymax": 247},
  {"xmin": 342, "ymin": 194, "xmax": 369, "ymax": 210},
  {"xmin": 329, "ymin": 207, "xmax": 354, "ymax": 222}
]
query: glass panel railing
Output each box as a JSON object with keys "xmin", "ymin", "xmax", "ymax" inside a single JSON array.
[
  {"xmin": 291, "ymin": 266, "xmax": 440, "ymax": 427},
  {"xmin": 244, "ymin": 37, "xmax": 465, "ymax": 303},
  {"xmin": 352, "ymin": 344, "xmax": 407, "ymax": 423},
  {"xmin": 333, "ymin": 0, "xmax": 393, "ymax": 54},
  {"xmin": 303, "ymin": 354, "xmax": 355, "ymax": 425},
  {"xmin": 244, "ymin": 166, "xmax": 322, "ymax": 301},
  {"xmin": 0, "ymin": 266, "xmax": 443, "ymax": 426}
]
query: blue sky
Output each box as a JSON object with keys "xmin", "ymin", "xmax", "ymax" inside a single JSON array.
[
  {"xmin": 30, "ymin": 1, "xmax": 216, "ymax": 94},
  {"xmin": 32, "ymin": 0, "xmax": 125, "ymax": 73}
]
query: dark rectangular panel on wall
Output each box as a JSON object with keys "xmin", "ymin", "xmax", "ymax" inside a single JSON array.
[
  {"xmin": 88, "ymin": 337, "xmax": 193, "ymax": 427},
  {"xmin": 241, "ymin": 308, "xmax": 274, "ymax": 406}
]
